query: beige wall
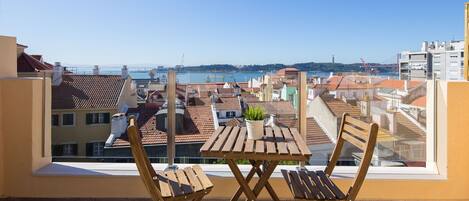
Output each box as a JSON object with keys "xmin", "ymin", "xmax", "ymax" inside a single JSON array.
[
  {"xmin": 2, "ymin": 79, "xmax": 469, "ymax": 200},
  {"xmin": 0, "ymin": 36, "xmax": 17, "ymax": 79},
  {"xmin": 0, "ymin": 78, "xmax": 3, "ymax": 197},
  {"xmin": 117, "ymin": 77, "xmax": 138, "ymax": 111},
  {"xmin": 52, "ymin": 108, "xmax": 117, "ymax": 156}
]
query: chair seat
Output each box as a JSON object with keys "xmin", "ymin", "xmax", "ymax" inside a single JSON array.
[
  {"xmin": 282, "ymin": 169, "xmax": 346, "ymax": 200},
  {"xmin": 153, "ymin": 165, "xmax": 214, "ymax": 200}
]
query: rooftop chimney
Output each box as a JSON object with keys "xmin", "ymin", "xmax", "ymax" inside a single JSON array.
[
  {"xmin": 404, "ymin": 80, "xmax": 409, "ymax": 92},
  {"xmin": 122, "ymin": 65, "xmax": 129, "ymax": 79},
  {"xmin": 93, "ymin": 65, "xmax": 100, "ymax": 75},
  {"xmin": 105, "ymin": 113, "xmax": 128, "ymax": 147},
  {"xmin": 52, "ymin": 62, "xmax": 63, "ymax": 86}
]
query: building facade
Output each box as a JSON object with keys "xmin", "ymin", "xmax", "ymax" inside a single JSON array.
[
  {"xmin": 399, "ymin": 40, "xmax": 464, "ymax": 80},
  {"xmin": 51, "ymin": 73, "xmax": 137, "ymax": 158}
]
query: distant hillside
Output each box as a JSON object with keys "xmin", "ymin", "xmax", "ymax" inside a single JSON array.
[{"xmin": 180, "ymin": 61, "xmax": 396, "ymax": 73}]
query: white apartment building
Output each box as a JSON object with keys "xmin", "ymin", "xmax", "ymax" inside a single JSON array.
[{"xmin": 399, "ymin": 40, "xmax": 464, "ymax": 80}]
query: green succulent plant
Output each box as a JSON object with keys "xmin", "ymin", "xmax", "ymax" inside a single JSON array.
[{"xmin": 244, "ymin": 106, "xmax": 265, "ymax": 121}]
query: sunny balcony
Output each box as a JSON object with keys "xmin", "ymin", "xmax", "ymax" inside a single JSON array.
[{"xmin": 2, "ymin": 1, "xmax": 469, "ymax": 201}]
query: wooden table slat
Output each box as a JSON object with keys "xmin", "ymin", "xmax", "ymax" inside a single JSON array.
[
  {"xmin": 265, "ymin": 127, "xmax": 276, "ymax": 154},
  {"xmin": 222, "ymin": 126, "xmax": 240, "ymax": 152},
  {"xmin": 244, "ymin": 137, "xmax": 255, "ymax": 153},
  {"xmin": 255, "ymin": 140, "xmax": 265, "ymax": 153},
  {"xmin": 210, "ymin": 126, "xmax": 233, "ymax": 152},
  {"xmin": 232, "ymin": 127, "xmax": 246, "ymax": 153},
  {"xmin": 200, "ymin": 126, "xmax": 225, "ymax": 152},
  {"xmin": 290, "ymin": 128, "xmax": 312, "ymax": 156},
  {"xmin": 273, "ymin": 127, "xmax": 288, "ymax": 155},
  {"xmin": 281, "ymin": 127, "xmax": 301, "ymax": 155},
  {"xmin": 201, "ymin": 126, "xmax": 310, "ymax": 161}
]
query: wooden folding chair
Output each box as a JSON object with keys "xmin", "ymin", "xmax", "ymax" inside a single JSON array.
[
  {"xmin": 127, "ymin": 116, "xmax": 213, "ymax": 201},
  {"xmin": 282, "ymin": 113, "xmax": 379, "ymax": 201}
]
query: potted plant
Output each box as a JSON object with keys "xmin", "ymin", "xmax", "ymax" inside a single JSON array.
[{"xmin": 244, "ymin": 106, "xmax": 265, "ymax": 140}]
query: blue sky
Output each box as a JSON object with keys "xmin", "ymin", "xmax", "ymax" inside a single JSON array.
[{"xmin": 0, "ymin": 0, "xmax": 466, "ymax": 66}]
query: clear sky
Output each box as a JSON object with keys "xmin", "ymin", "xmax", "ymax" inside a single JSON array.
[{"xmin": 0, "ymin": 0, "xmax": 466, "ymax": 66}]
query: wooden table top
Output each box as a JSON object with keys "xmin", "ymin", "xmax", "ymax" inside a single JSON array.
[{"xmin": 200, "ymin": 126, "xmax": 312, "ymax": 161}]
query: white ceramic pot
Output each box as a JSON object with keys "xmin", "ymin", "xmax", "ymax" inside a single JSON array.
[{"xmin": 246, "ymin": 120, "xmax": 264, "ymax": 140}]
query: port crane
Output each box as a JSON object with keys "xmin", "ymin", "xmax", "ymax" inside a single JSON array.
[{"xmin": 360, "ymin": 58, "xmax": 376, "ymax": 75}]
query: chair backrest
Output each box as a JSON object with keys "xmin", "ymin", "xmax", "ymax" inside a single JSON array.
[
  {"xmin": 127, "ymin": 116, "xmax": 164, "ymax": 201},
  {"xmin": 324, "ymin": 113, "xmax": 379, "ymax": 201}
]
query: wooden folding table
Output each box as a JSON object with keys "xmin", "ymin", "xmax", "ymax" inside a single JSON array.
[{"xmin": 200, "ymin": 126, "xmax": 312, "ymax": 201}]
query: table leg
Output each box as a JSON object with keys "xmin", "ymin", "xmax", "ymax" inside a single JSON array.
[
  {"xmin": 252, "ymin": 161, "xmax": 279, "ymax": 197},
  {"xmin": 249, "ymin": 160, "xmax": 280, "ymax": 201},
  {"xmin": 231, "ymin": 160, "xmax": 261, "ymax": 201},
  {"xmin": 227, "ymin": 159, "xmax": 257, "ymax": 201}
]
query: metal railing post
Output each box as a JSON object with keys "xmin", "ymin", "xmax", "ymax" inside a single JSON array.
[{"xmin": 166, "ymin": 70, "xmax": 177, "ymax": 170}]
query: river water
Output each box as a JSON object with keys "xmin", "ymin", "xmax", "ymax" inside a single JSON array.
[{"xmin": 72, "ymin": 67, "xmax": 397, "ymax": 83}]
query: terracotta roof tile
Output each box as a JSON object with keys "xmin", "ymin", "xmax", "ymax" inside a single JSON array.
[
  {"xmin": 17, "ymin": 53, "xmax": 52, "ymax": 72},
  {"xmin": 323, "ymin": 99, "xmax": 361, "ymax": 118},
  {"xmin": 113, "ymin": 105, "xmax": 215, "ymax": 146},
  {"xmin": 276, "ymin": 67, "xmax": 299, "ymax": 76},
  {"xmin": 411, "ymin": 96, "xmax": 426, "ymax": 108},
  {"xmin": 240, "ymin": 93, "xmax": 259, "ymax": 102},
  {"xmin": 276, "ymin": 117, "xmax": 331, "ymax": 145},
  {"xmin": 375, "ymin": 80, "xmax": 424, "ymax": 90},
  {"xmin": 247, "ymin": 101, "xmax": 296, "ymax": 117},
  {"xmin": 52, "ymin": 75, "xmax": 126, "ymax": 109},
  {"xmin": 225, "ymin": 118, "xmax": 242, "ymax": 127},
  {"xmin": 217, "ymin": 88, "xmax": 235, "ymax": 94},
  {"xmin": 215, "ymin": 97, "xmax": 241, "ymax": 111}
]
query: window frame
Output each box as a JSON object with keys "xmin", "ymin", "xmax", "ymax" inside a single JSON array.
[
  {"xmin": 61, "ymin": 112, "xmax": 75, "ymax": 127},
  {"xmin": 61, "ymin": 143, "xmax": 78, "ymax": 156},
  {"xmin": 86, "ymin": 112, "xmax": 111, "ymax": 125},
  {"xmin": 51, "ymin": 114, "xmax": 59, "ymax": 127},
  {"xmin": 225, "ymin": 111, "xmax": 236, "ymax": 118},
  {"xmin": 86, "ymin": 141, "xmax": 105, "ymax": 157}
]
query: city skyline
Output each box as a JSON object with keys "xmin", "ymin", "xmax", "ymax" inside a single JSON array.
[{"xmin": 0, "ymin": 0, "xmax": 466, "ymax": 66}]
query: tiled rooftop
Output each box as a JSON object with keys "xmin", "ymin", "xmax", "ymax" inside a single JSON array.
[
  {"xmin": 276, "ymin": 117, "xmax": 332, "ymax": 145},
  {"xmin": 247, "ymin": 101, "xmax": 296, "ymax": 117},
  {"xmin": 375, "ymin": 80, "xmax": 424, "ymax": 90},
  {"xmin": 216, "ymin": 87, "xmax": 235, "ymax": 94},
  {"xmin": 323, "ymin": 98, "xmax": 361, "ymax": 118},
  {"xmin": 411, "ymin": 96, "xmax": 426, "ymax": 107},
  {"xmin": 52, "ymin": 75, "xmax": 126, "ymax": 110},
  {"xmin": 215, "ymin": 97, "xmax": 241, "ymax": 111},
  {"xmin": 112, "ymin": 105, "xmax": 215, "ymax": 147},
  {"xmin": 17, "ymin": 52, "xmax": 53, "ymax": 72}
]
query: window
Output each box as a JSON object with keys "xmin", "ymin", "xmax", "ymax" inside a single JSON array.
[
  {"xmin": 86, "ymin": 142, "xmax": 105, "ymax": 156},
  {"xmin": 226, "ymin": 111, "xmax": 236, "ymax": 118},
  {"xmin": 52, "ymin": 144, "xmax": 78, "ymax": 156},
  {"xmin": 216, "ymin": 112, "xmax": 220, "ymax": 118},
  {"xmin": 461, "ymin": 52, "xmax": 464, "ymax": 58},
  {"xmin": 62, "ymin": 113, "xmax": 75, "ymax": 126},
  {"xmin": 86, "ymin": 112, "xmax": 110, "ymax": 125},
  {"xmin": 52, "ymin": 114, "xmax": 59, "ymax": 126},
  {"xmin": 63, "ymin": 144, "xmax": 77, "ymax": 156}
]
